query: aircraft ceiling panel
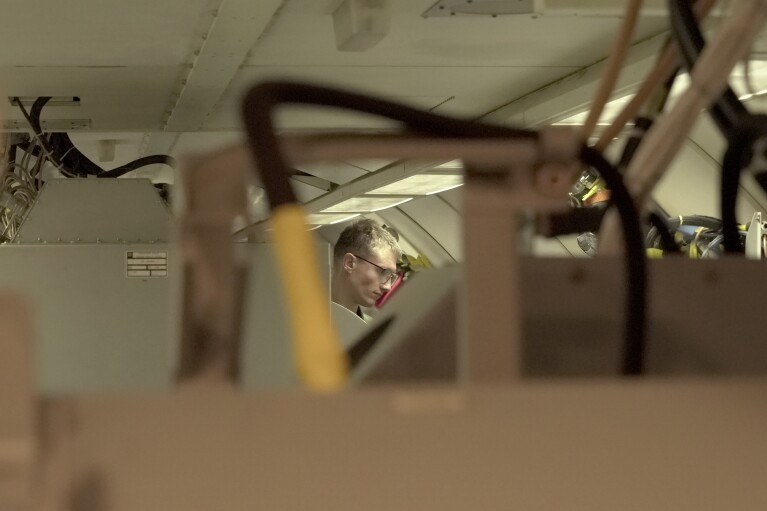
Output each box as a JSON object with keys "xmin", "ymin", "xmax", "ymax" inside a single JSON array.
[
  {"xmin": 293, "ymin": 162, "xmax": 369, "ymax": 185},
  {"xmin": 204, "ymin": 64, "xmax": 580, "ymax": 130},
  {"xmin": 344, "ymin": 160, "xmax": 396, "ymax": 172},
  {"xmin": 170, "ymin": 132, "xmax": 245, "ymax": 156},
  {"xmin": 246, "ymin": 0, "xmax": 669, "ymax": 69},
  {"xmin": 0, "ymin": 66, "xmax": 180, "ymax": 131},
  {"xmin": 688, "ymin": 115, "xmax": 726, "ymax": 163},
  {"xmin": 397, "ymin": 195, "xmax": 463, "ymax": 261},
  {"xmin": 0, "ymin": 0, "xmax": 220, "ymax": 67},
  {"xmin": 438, "ymin": 187, "xmax": 463, "ymax": 213}
]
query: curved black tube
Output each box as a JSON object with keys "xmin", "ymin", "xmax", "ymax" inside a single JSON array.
[
  {"xmin": 648, "ymin": 212, "xmax": 680, "ymax": 252},
  {"xmin": 721, "ymin": 114, "xmax": 767, "ymax": 252},
  {"xmin": 23, "ymin": 97, "xmax": 176, "ymax": 178},
  {"xmin": 14, "ymin": 98, "xmax": 69, "ymax": 173},
  {"xmin": 241, "ymin": 82, "xmax": 537, "ymax": 207},
  {"xmin": 668, "ymin": 0, "xmax": 747, "ymax": 137},
  {"xmin": 665, "ymin": 214, "xmax": 722, "ymax": 231},
  {"xmin": 581, "ymin": 146, "xmax": 647, "ymax": 375},
  {"xmin": 98, "ymin": 155, "xmax": 177, "ymax": 178}
]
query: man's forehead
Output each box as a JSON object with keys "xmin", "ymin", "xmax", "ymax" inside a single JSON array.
[{"xmin": 367, "ymin": 244, "xmax": 397, "ymax": 261}]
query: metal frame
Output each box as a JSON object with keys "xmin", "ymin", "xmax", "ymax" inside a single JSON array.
[{"xmin": 6, "ymin": 128, "xmax": 767, "ymax": 509}]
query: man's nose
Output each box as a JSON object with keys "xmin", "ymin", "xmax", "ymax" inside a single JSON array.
[{"xmin": 380, "ymin": 279, "xmax": 392, "ymax": 292}]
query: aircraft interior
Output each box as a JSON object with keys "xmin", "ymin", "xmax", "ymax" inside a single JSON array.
[{"xmin": 1, "ymin": 1, "xmax": 767, "ymax": 509}]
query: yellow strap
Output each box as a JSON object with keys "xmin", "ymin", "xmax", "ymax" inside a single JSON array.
[
  {"xmin": 581, "ymin": 178, "xmax": 605, "ymax": 201},
  {"xmin": 271, "ymin": 205, "xmax": 348, "ymax": 391}
]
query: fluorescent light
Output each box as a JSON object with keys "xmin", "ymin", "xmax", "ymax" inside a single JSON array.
[
  {"xmin": 738, "ymin": 90, "xmax": 767, "ymax": 101},
  {"xmin": 554, "ymin": 94, "xmax": 632, "ymax": 126},
  {"xmin": 306, "ymin": 213, "xmax": 360, "ymax": 225},
  {"xmin": 366, "ymin": 173, "xmax": 463, "ymax": 195},
  {"xmin": 554, "ymin": 59, "xmax": 767, "ymax": 127},
  {"xmin": 433, "ymin": 159, "xmax": 464, "ymax": 169},
  {"xmin": 323, "ymin": 196, "xmax": 412, "ymax": 213}
]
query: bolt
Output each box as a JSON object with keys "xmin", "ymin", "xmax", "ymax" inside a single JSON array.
[{"xmin": 570, "ymin": 266, "xmax": 586, "ymax": 284}]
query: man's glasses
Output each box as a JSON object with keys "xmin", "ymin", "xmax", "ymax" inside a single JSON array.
[{"xmin": 352, "ymin": 254, "xmax": 397, "ymax": 285}]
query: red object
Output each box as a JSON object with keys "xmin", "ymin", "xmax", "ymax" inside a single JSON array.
[{"xmin": 375, "ymin": 272, "xmax": 404, "ymax": 308}]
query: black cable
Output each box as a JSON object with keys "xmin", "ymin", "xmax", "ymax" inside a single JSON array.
[
  {"xmin": 49, "ymin": 132, "xmax": 101, "ymax": 176},
  {"xmin": 581, "ymin": 146, "xmax": 647, "ymax": 375},
  {"xmin": 22, "ymin": 97, "xmax": 176, "ymax": 178},
  {"xmin": 13, "ymin": 98, "xmax": 70, "ymax": 175},
  {"xmin": 98, "ymin": 155, "xmax": 177, "ymax": 178},
  {"xmin": 545, "ymin": 202, "xmax": 609, "ymax": 236},
  {"xmin": 617, "ymin": 65, "xmax": 679, "ymax": 172},
  {"xmin": 6, "ymin": 142, "xmax": 17, "ymax": 167},
  {"xmin": 618, "ymin": 116, "xmax": 654, "ymax": 172},
  {"xmin": 241, "ymin": 81, "xmax": 647, "ymax": 375},
  {"xmin": 668, "ymin": 0, "xmax": 747, "ymax": 137},
  {"xmin": 665, "ymin": 214, "xmax": 722, "ymax": 231},
  {"xmin": 241, "ymin": 81, "xmax": 537, "ymax": 207},
  {"xmin": 620, "ymin": 68, "xmax": 679, "ymax": 254},
  {"xmin": 721, "ymin": 114, "xmax": 767, "ymax": 252},
  {"xmin": 648, "ymin": 212, "xmax": 679, "ymax": 252}
]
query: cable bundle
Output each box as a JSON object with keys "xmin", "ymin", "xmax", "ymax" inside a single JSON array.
[{"xmin": 14, "ymin": 97, "xmax": 176, "ymax": 179}]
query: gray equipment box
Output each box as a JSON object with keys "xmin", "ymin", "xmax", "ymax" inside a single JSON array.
[{"xmin": 2, "ymin": 179, "xmax": 331, "ymax": 393}]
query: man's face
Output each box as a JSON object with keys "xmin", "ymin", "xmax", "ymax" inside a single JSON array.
[{"xmin": 348, "ymin": 246, "xmax": 398, "ymax": 308}]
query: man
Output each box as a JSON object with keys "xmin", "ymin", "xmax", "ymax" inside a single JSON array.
[{"xmin": 331, "ymin": 219, "xmax": 401, "ymax": 321}]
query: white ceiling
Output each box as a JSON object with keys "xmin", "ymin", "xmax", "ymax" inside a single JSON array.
[
  {"xmin": 7, "ymin": 0, "xmax": 763, "ymax": 262},
  {"xmin": 0, "ymin": 0, "xmax": 671, "ymax": 162}
]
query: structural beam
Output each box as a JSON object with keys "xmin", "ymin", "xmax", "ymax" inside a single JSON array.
[{"xmin": 164, "ymin": 0, "xmax": 284, "ymax": 132}]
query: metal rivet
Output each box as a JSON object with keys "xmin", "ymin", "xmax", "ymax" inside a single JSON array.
[{"xmin": 570, "ymin": 266, "xmax": 586, "ymax": 284}]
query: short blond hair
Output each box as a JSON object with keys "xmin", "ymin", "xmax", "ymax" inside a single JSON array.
[{"xmin": 333, "ymin": 219, "xmax": 401, "ymax": 266}]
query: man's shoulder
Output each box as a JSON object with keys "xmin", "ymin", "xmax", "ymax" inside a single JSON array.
[{"xmin": 355, "ymin": 306, "xmax": 373, "ymax": 323}]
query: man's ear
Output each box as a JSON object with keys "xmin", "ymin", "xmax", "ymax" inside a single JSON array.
[{"xmin": 342, "ymin": 253, "xmax": 355, "ymax": 273}]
